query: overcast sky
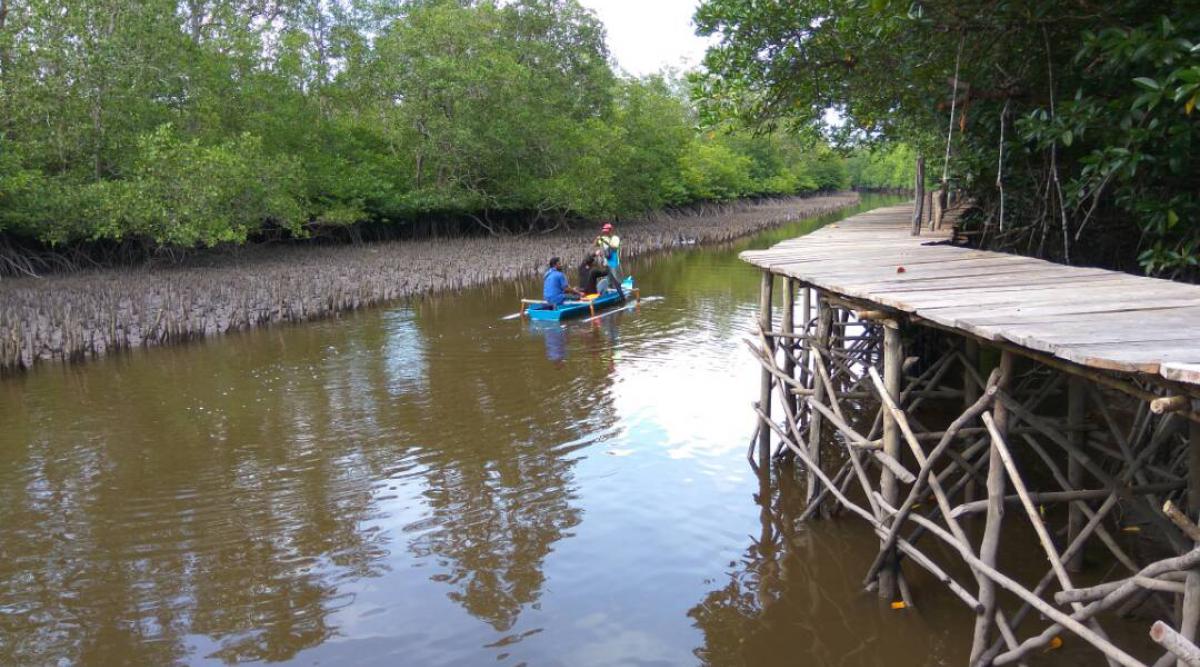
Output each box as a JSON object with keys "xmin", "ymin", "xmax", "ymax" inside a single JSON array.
[{"xmin": 576, "ymin": 0, "xmax": 715, "ymax": 76}]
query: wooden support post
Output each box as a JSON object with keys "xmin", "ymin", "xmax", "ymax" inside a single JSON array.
[
  {"xmin": 911, "ymin": 156, "xmax": 926, "ymax": 236},
  {"xmin": 806, "ymin": 294, "xmax": 833, "ymax": 510},
  {"xmin": 963, "ymin": 339, "xmax": 980, "ymax": 508},
  {"xmin": 799, "ymin": 287, "xmax": 812, "ymax": 388},
  {"xmin": 971, "ymin": 349, "xmax": 1013, "ymax": 663},
  {"xmin": 1190, "ymin": 399, "xmax": 1200, "ymax": 517},
  {"xmin": 757, "ymin": 271, "xmax": 774, "ymax": 473},
  {"xmin": 933, "ymin": 180, "xmax": 948, "ymax": 230},
  {"xmin": 781, "ymin": 278, "xmax": 797, "ymax": 420},
  {"xmin": 1068, "ymin": 376, "xmax": 1086, "ymax": 573},
  {"xmin": 878, "ymin": 322, "xmax": 903, "ymax": 600},
  {"xmin": 1185, "ymin": 398, "xmax": 1200, "ymax": 667}
]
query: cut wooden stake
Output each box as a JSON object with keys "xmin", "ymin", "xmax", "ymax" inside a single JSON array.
[
  {"xmin": 1150, "ymin": 621, "xmax": 1200, "ymax": 667},
  {"xmin": 1164, "ymin": 500, "xmax": 1200, "ymax": 543},
  {"xmin": 1152, "ymin": 395, "xmax": 1191, "ymax": 415}
]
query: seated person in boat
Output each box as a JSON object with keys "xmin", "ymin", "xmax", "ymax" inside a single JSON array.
[
  {"xmin": 593, "ymin": 248, "xmax": 624, "ymax": 298},
  {"xmin": 543, "ymin": 256, "xmax": 583, "ymax": 308},
  {"xmin": 578, "ymin": 251, "xmax": 616, "ymax": 295},
  {"xmin": 578, "ymin": 253, "xmax": 598, "ymax": 291}
]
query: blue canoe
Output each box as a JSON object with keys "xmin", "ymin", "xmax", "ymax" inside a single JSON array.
[{"xmin": 525, "ymin": 277, "xmax": 635, "ymax": 322}]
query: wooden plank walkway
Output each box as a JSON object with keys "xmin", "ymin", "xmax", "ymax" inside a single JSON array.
[{"xmin": 740, "ymin": 204, "xmax": 1200, "ymax": 388}]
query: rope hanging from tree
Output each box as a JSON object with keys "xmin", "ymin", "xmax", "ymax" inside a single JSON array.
[
  {"xmin": 941, "ymin": 36, "xmax": 965, "ymax": 184},
  {"xmin": 997, "ymin": 99, "xmax": 1009, "ymax": 232}
]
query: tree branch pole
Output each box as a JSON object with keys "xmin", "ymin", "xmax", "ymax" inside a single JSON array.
[
  {"xmin": 971, "ymin": 350, "xmax": 1013, "ymax": 665},
  {"xmin": 995, "ymin": 548, "xmax": 1200, "ymax": 666},
  {"xmin": 979, "ymin": 417, "xmax": 1189, "ymax": 665},
  {"xmin": 902, "ymin": 510, "xmax": 1149, "ymax": 667},
  {"xmin": 864, "ymin": 366, "xmax": 1025, "ymax": 657},
  {"xmin": 753, "ymin": 405, "xmax": 983, "ymax": 612},
  {"xmin": 982, "ymin": 411, "xmax": 1122, "ymax": 667},
  {"xmin": 861, "ymin": 367, "xmax": 1004, "ymax": 587}
]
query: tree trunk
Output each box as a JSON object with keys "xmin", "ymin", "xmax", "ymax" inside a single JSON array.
[{"xmin": 911, "ymin": 156, "xmax": 925, "ymax": 235}]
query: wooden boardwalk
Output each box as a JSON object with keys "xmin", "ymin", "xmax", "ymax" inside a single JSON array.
[
  {"xmin": 740, "ymin": 202, "xmax": 1200, "ymax": 666},
  {"xmin": 741, "ymin": 204, "xmax": 1200, "ymax": 389}
]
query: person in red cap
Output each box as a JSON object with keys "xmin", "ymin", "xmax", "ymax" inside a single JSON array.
[{"xmin": 594, "ymin": 221, "xmax": 621, "ymax": 288}]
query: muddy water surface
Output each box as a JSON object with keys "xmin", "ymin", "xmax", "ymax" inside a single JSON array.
[{"xmin": 2, "ymin": 196, "xmax": 983, "ymax": 666}]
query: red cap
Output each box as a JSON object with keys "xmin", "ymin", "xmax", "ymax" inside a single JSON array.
[{"xmin": 601, "ymin": 223, "xmax": 613, "ymax": 232}]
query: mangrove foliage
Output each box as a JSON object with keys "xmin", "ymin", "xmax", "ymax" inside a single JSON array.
[
  {"xmin": 0, "ymin": 0, "xmax": 891, "ymax": 266},
  {"xmin": 694, "ymin": 0, "xmax": 1200, "ymax": 278}
]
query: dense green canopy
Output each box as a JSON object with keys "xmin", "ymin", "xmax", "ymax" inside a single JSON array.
[
  {"xmin": 0, "ymin": 0, "xmax": 863, "ymax": 255},
  {"xmin": 694, "ymin": 0, "xmax": 1200, "ymax": 277}
]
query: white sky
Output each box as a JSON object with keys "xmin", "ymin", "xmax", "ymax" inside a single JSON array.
[{"xmin": 576, "ymin": 0, "xmax": 715, "ymax": 77}]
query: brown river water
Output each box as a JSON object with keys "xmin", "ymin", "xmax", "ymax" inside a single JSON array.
[{"xmin": 2, "ymin": 197, "xmax": 1003, "ymax": 666}]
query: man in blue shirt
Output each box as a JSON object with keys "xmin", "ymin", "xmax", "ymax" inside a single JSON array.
[{"xmin": 543, "ymin": 256, "xmax": 582, "ymax": 308}]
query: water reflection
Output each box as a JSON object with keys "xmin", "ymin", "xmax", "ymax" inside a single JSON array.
[
  {"xmin": 395, "ymin": 299, "xmax": 615, "ymax": 634},
  {"xmin": 532, "ymin": 322, "xmax": 568, "ymax": 364},
  {"xmin": 0, "ymin": 329, "xmax": 396, "ymax": 665}
]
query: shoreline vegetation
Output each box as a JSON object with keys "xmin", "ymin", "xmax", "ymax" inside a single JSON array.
[{"xmin": 0, "ymin": 193, "xmax": 860, "ymax": 372}]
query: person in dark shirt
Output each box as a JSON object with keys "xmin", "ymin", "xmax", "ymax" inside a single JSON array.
[
  {"xmin": 578, "ymin": 253, "xmax": 597, "ymax": 290},
  {"xmin": 582, "ymin": 249, "xmax": 625, "ymax": 295}
]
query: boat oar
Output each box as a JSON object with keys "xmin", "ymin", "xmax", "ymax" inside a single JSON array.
[{"xmin": 583, "ymin": 299, "xmax": 645, "ymax": 323}]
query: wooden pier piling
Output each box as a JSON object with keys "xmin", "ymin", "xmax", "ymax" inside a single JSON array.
[
  {"xmin": 807, "ymin": 294, "xmax": 833, "ymax": 509},
  {"xmin": 741, "ymin": 203, "xmax": 1200, "ymax": 666},
  {"xmin": 757, "ymin": 270, "xmax": 774, "ymax": 473}
]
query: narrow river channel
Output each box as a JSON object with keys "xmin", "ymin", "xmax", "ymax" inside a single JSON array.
[{"xmin": 2, "ymin": 195, "xmax": 986, "ymax": 666}]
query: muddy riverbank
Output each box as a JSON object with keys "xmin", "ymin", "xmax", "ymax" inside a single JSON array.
[{"xmin": 0, "ymin": 193, "xmax": 859, "ymax": 370}]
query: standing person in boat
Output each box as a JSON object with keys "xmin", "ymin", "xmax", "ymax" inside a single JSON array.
[
  {"xmin": 595, "ymin": 222, "xmax": 621, "ymax": 282},
  {"xmin": 543, "ymin": 256, "xmax": 582, "ymax": 309}
]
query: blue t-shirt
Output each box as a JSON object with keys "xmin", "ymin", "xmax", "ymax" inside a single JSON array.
[{"xmin": 543, "ymin": 268, "xmax": 568, "ymax": 306}]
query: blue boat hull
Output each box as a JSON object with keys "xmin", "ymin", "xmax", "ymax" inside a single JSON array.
[{"xmin": 526, "ymin": 277, "xmax": 634, "ymax": 321}]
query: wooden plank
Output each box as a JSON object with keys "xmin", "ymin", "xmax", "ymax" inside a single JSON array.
[
  {"xmin": 1054, "ymin": 341, "xmax": 1200, "ymax": 373},
  {"xmin": 924, "ymin": 298, "xmax": 1200, "ymax": 324},
  {"xmin": 1162, "ymin": 363, "xmax": 1200, "ymax": 385}
]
